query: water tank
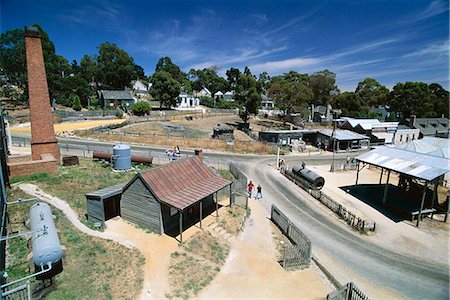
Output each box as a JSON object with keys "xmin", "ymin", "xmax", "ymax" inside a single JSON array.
[
  {"xmin": 292, "ymin": 165, "xmax": 325, "ymax": 190},
  {"xmin": 29, "ymin": 202, "xmax": 63, "ymax": 267},
  {"xmin": 113, "ymin": 144, "xmax": 131, "ymax": 170}
]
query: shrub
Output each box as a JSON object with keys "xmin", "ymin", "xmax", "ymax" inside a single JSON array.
[
  {"xmin": 72, "ymin": 95, "xmax": 82, "ymax": 111},
  {"xmin": 116, "ymin": 109, "xmax": 124, "ymax": 119},
  {"xmin": 199, "ymin": 96, "xmax": 214, "ymax": 107},
  {"xmin": 131, "ymin": 101, "xmax": 151, "ymax": 116}
]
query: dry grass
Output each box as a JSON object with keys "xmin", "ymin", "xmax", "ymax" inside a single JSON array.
[
  {"xmin": 77, "ymin": 131, "xmax": 274, "ymax": 154},
  {"xmin": 75, "ymin": 114, "xmax": 276, "ymax": 154},
  {"xmin": 218, "ymin": 205, "xmax": 247, "ymax": 235},
  {"xmin": 167, "ymin": 231, "xmax": 229, "ymax": 299}
]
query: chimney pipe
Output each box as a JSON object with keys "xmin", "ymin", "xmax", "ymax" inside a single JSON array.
[{"xmin": 194, "ymin": 149, "xmax": 203, "ymax": 160}]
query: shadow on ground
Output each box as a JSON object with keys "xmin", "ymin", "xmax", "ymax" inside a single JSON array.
[
  {"xmin": 340, "ymin": 184, "xmax": 436, "ymax": 223},
  {"xmin": 165, "ymin": 203, "xmax": 224, "ymax": 241}
]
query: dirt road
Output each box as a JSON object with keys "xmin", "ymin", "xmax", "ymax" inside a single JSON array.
[{"xmin": 200, "ymin": 199, "xmax": 330, "ymax": 299}]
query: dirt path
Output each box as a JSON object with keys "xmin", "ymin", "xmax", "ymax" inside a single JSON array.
[
  {"xmin": 200, "ymin": 199, "xmax": 329, "ymax": 299},
  {"xmin": 11, "ymin": 119, "xmax": 126, "ymax": 136}
]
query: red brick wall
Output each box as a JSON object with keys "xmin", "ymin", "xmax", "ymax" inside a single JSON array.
[
  {"xmin": 25, "ymin": 32, "xmax": 60, "ymax": 162},
  {"xmin": 8, "ymin": 158, "xmax": 57, "ymax": 178}
]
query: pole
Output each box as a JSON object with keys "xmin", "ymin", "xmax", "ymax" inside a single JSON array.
[
  {"xmin": 355, "ymin": 162, "xmax": 360, "ymax": 185},
  {"xmin": 199, "ymin": 201, "xmax": 202, "ymax": 229},
  {"xmin": 276, "ymin": 147, "xmax": 280, "ymax": 170},
  {"xmin": 382, "ymin": 170, "xmax": 391, "ymax": 205},
  {"xmin": 179, "ymin": 210, "xmax": 183, "ymax": 242},
  {"xmin": 330, "ymin": 119, "xmax": 336, "ymax": 172},
  {"xmin": 215, "ymin": 192, "xmax": 219, "ymax": 217},
  {"xmin": 416, "ymin": 183, "xmax": 427, "ymax": 227},
  {"xmin": 379, "ymin": 169, "xmax": 384, "ymax": 184}
]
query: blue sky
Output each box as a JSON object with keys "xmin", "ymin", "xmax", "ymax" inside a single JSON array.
[{"xmin": 2, "ymin": 0, "xmax": 449, "ymax": 91}]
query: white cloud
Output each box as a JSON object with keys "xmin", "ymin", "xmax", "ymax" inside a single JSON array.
[
  {"xmin": 402, "ymin": 40, "xmax": 449, "ymax": 58},
  {"xmin": 250, "ymin": 57, "xmax": 322, "ymax": 73}
]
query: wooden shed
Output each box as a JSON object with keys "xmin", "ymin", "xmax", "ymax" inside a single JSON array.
[
  {"xmin": 85, "ymin": 182, "xmax": 125, "ymax": 226},
  {"xmin": 121, "ymin": 156, "xmax": 232, "ymax": 241}
]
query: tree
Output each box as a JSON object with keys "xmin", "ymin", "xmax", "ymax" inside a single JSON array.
[
  {"xmin": 387, "ymin": 82, "xmax": 434, "ymax": 119},
  {"xmin": 155, "ymin": 57, "xmax": 185, "ymax": 83},
  {"xmin": 268, "ymin": 79, "xmax": 313, "ymax": 115},
  {"xmin": 188, "ymin": 68, "xmax": 228, "ymax": 95},
  {"xmin": 150, "ymin": 71, "xmax": 181, "ymax": 108},
  {"xmin": 57, "ymin": 74, "xmax": 94, "ymax": 107},
  {"xmin": 234, "ymin": 67, "xmax": 262, "ymax": 125},
  {"xmin": 131, "ymin": 101, "xmax": 151, "ymax": 116},
  {"xmin": 258, "ymin": 71, "xmax": 271, "ymax": 93},
  {"xmin": 333, "ymin": 92, "xmax": 368, "ymax": 117},
  {"xmin": 355, "ymin": 78, "xmax": 389, "ymax": 106},
  {"xmin": 96, "ymin": 42, "xmax": 140, "ymax": 89},
  {"xmin": 429, "ymin": 83, "xmax": 449, "ymax": 118},
  {"xmin": 283, "ymin": 70, "xmax": 309, "ymax": 85},
  {"xmin": 226, "ymin": 67, "xmax": 241, "ymax": 91},
  {"xmin": 0, "ymin": 25, "xmax": 71, "ymax": 102},
  {"xmin": 309, "ymin": 70, "xmax": 339, "ymax": 105},
  {"xmin": 71, "ymin": 94, "xmax": 82, "ymax": 111},
  {"xmin": 79, "ymin": 55, "xmax": 98, "ymax": 85}
]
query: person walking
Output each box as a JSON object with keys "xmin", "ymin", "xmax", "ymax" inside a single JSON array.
[
  {"xmin": 247, "ymin": 181, "xmax": 254, "ymax": 198},
  {"xmin": 255, "ymin": 185, "xmax": 262, "ymax": 199}
]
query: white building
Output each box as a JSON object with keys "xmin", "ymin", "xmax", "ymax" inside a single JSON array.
[
  {"xmin": 178, "ymin": 92, "xmax": 200, "ymax": 108},
  {"xmin": 196, "ymin": 87, "xmax": 212, "ymax": 98},
  {"xmin": 393, "ymin": 126, "xmax": 420, "ymax": 145},
  {"xmin": 223, "ymin": 91, "xmax": 234, "ymax": 101}
]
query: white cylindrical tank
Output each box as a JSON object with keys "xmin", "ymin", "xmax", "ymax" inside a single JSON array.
[
  {"xmin": 113, "ymin": 144, "xmax": 131, "ymax": 170},
  {"xmin": 29, "ymin": 202, "xmax": 63, "ymax": 266}
]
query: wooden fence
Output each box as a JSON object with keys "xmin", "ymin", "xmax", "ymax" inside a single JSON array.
[
  {"xmin": 327, "ymin": 282, "xmax": 370, "ymax": 300},
  {"xmin": 271, "ymin": 205, "xmax": 311, "ymax": 269},
  {"xmin": 281, "ymin": 168, "xmax": 376, "ymax": 233}
]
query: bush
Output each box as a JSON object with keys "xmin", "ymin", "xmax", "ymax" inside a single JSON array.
[
  {"xmin": 89, "ymin": 97, "xmax": 100, "ymax": 109},
  {"xmin": 116, "ymin": 109, "xmax": 124, "ymax": 119},
  {"xmin": 131, "ymin": 101, "xmax": 151, "ymax": 116},
  {"xmin": 199, "ymin": 96, "xmax": 214, "ymax": 107},
  {"xmin": 72, "ymin": 95, "xmax": 82, "ymax": 111}
]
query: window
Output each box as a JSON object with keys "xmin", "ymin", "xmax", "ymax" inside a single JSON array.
[{"xmin": 170, "ymin": 206, "xmax": 178, "ymax": 216}]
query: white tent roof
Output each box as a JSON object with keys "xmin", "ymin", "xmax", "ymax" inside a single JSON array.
[{"xmin": 214, "ymin": 91, "xmax": 224, "ymax": 96}]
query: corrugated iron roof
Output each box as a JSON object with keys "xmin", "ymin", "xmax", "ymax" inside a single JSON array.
[
  {"xmin": 318, "ymin": 129, "xmax": 369, "ymax": 141},
  {"xmin": 99, "ymin": 90, "xmax": 134, "ymax": 100},
  {"xmin": 342, "ymin": 117, "xmax": 381, "ymax": 130},
  {"xmin": 86, "ymin": 182, "xmax": 126, "ymax": 200},
  {"xmin": 396, "ymin": 137, "xmax": 450, "ymax": 158},
  {"xmin": 356, "ymin": 146, "xmax": 450, "ymax": 181},
  {"xmin": 138, "ymin": 156, "xmax": 231, "ymax": 210}
]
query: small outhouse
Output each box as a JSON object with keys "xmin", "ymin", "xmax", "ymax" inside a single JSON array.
[{"xmin": 85, "ymin": 182, "xmax": 125, "ymax": 226}]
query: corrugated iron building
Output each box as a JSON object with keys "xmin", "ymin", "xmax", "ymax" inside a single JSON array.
[{"xmin": 121, "ymin": 156, "xmax": 231, "ymax": 239}]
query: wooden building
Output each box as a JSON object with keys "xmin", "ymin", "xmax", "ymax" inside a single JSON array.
[
  {"xmin": 121, "ymin": 156, "xmax": 232, "ymax": 241},
  {"xmin": 85, "ymin": 182, "xmax": 125, "ymax": 226}
]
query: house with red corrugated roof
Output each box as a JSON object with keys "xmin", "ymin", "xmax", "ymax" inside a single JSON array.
[{"xmin": 120, "ymin": 155, "xmax": 232, "ymax": 241}]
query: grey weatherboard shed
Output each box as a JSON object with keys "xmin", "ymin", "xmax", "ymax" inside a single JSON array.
[
  {"xmin": 120, "ymin": 156, "xmax": 232, "ymax": 237},
  {"xmin": 85, "ymin": 182, "xmax": 125, "ymax": 225}
]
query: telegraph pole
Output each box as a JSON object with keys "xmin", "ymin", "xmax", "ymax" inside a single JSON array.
[{"xmin": 330, "ymin": 119, "xmax": 336, "ymax": 172}]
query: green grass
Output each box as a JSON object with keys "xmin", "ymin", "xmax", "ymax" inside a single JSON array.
[
  {"xmin": 217, "ymin": 169, "xmax": 234, "ymax": 181},
  {"xmin": 5, "ymin": 189, "xmax": 145, "ymax": 300},
  {"xmin": 10, "ymin": 159, "xmax": 152, "ymax": 218}
]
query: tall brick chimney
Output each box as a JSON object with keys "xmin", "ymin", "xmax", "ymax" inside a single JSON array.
[{"xmin": 24, "ymin": 26, "xmax": 60, "ymax": 162}]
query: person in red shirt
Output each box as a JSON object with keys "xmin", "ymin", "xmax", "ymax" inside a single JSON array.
[{"xmin": 247, "ymin": 181, "xmax": 255, "ymax": 198}]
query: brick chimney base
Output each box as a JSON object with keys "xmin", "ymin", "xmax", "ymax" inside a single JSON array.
[{"xmin": 31, "ymin": 141, "xmax": 60, "ymax": 162}]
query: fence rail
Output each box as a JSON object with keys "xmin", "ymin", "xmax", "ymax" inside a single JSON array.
[
  {"xmin": 271, "ymin": 205, "xmax": 311, "ymax": 269},
  {"xmin": 327, "ymin": 282, "xmax": 370, "ymax": 300},
  {"xmin": 1, "ymin": 281, "xmax": 31, "ymax": 300},
  {"xmin": 229, "ymin": 162, "xmax": 249, "ymax": 210},
  {"xmin": 281, "ymin": 168, "xmax": 376, "ymax": 233}
]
